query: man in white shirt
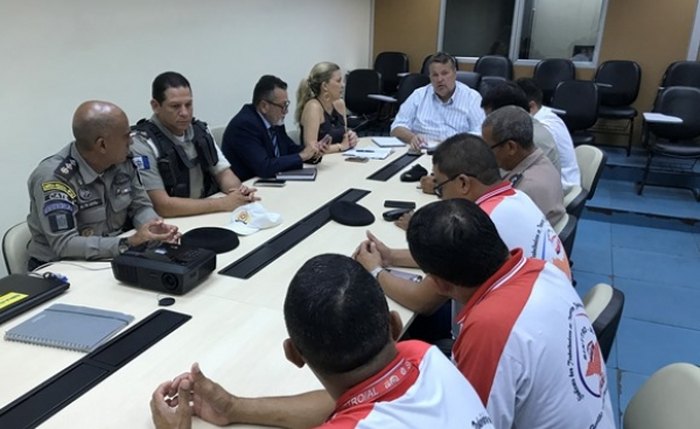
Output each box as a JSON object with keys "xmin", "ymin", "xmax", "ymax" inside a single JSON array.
[
  {"xmin": 391, "ymin": 52, "xmax": 485, "ymax": 149},
  {"xmin": 517, "ymin": 77, "xmax": 581, "ymax": 191}
]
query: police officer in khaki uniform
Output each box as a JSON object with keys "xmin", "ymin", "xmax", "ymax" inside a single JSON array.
[
  {"xmin": 482, "ymin": 106, "xmax": 565, "ymax": 226},
  {"xmin": 26, "ymin": 100, "xmax": 180, "ymax": 270},
  {"xmin": 131, "ymin": 72, "xmax": 258, "ymax": 218}
]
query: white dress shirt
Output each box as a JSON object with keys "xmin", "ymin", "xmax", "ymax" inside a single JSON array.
[
  {"xmin": 535, "ymin": 106, "xmax": 581, "ymax": 190},
  {"xmin": 391, "ymin": 81, "xmax": 485, "ymax": 141}
]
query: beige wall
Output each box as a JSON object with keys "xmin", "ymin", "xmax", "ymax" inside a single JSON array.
[{"xmin": 373, "ymin": 0, "xmax": 699, "ymax": 144}]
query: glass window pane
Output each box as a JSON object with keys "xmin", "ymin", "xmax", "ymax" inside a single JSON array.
[
  {"xmin": 519, "ymin": 0, "xmax": 604, "ymax": 61},
  {"xmin": 443, "ymin": 0, "xmax": 516, "ymax": 57}
]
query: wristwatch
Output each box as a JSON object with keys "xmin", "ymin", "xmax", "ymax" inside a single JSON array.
[
  {"xmin": 118, "ymin": 238, "xmax": 130, "ymax": 254},
  {"xmin": 370, "ymin": 266, "xmax": 384, "ymax": 279}
]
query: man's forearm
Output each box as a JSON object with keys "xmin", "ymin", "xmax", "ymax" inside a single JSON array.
[
  {"xmin": 390, "ymin": 126, "xmax": 415, "ymax": 144},
  {"xmin": 377, "ymin": 271, "xmax": 446, "ymax": 315},
  {"xmin": 153, "ymin": 196, "xmax": 226, "ymax": 218},
  {"xmin": 389, "ymin": 249, "xmax": 418, "ymax": 268},
  {"xmin": 230, "ymin": 390, "xmax": 334, "ymax": 429}
]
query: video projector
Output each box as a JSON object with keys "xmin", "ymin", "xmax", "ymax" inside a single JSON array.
[{"xmin": 111, "ymin": 242, "xmax": 216, "ymax": 295}]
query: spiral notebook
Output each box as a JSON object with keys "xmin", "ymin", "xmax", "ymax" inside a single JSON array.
[{"xmin": 4, "ymin": 303, "xmax": 134, "ymax": 352}]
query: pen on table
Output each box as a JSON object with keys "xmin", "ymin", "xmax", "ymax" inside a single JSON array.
[{"xmin": 355, "ymin": 149, "xmax": 375, "ymax": 152}]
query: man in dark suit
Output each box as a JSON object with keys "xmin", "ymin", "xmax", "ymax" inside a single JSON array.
[{"xmin": 222, "ymin": 75, "xmax": 320, "ymax": 181}]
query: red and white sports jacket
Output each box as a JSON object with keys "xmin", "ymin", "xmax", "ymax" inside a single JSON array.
[
  {"xmin": 320, "ymin": 340, "xmax": 494, "ymax": 429},
  {"xmin": 453, "ymin": 250, "xmax": 615, "ymax": 429},
  {"xmin": 477, "ymin": 181, "xmax": 571, "ymax": 279}
]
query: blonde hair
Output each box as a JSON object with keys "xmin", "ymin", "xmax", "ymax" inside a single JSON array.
[{"xmin": 295, "ymin": 62, "xmax": 341, "ymax": 123}]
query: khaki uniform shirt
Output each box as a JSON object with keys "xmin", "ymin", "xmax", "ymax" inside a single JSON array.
[
  {"xmin": 504, "ymin": 148, "xmax": 565, "ymax": 226},
  {"xmin": 26, "ymin": 143, "xmax": 157, "ymax": 262},
  {"xmin": 130, "ymin": 116, "xmax": 230, "ymax": 198}
]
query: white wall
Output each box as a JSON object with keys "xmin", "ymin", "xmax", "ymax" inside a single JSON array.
[{"xmin": 0, "ymin": 0, "xmax": 374, "ymax": 275}]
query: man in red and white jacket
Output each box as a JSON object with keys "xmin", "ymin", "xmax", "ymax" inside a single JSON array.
[
  {"xmin": 150, "ymin": 254, "xmax": 494, "ymax": 429},
  {"xmin": 355, "ymin": 133, "xmax": 569, "ymax": 338},
  {"xmin": 407, "ymin": 199, "xmax": 615, "ymax": 429}
]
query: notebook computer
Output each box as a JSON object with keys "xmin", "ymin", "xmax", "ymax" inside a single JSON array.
[{"xmin": 0, "ymin": 274, "xmax": 70, "ymax": 325}]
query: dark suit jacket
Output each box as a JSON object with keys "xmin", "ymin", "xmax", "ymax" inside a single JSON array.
[{"xmin": 222, "ymin": 104, "xmax": 302, "ymax": 181}]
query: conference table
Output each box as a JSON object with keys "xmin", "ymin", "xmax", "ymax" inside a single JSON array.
[{"xmin": 0, "ymin": 138, "xmax": 437, "ymax": 428}]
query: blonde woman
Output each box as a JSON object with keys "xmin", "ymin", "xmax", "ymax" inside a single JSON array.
[{"xmin": 296, "ymin": 62, "xmax": 358, "ymax": 154}]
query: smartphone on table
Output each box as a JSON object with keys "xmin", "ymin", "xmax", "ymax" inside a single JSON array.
[{"xmin": 253, "ymin": 178, "xmax": 286, "ymax": 187}]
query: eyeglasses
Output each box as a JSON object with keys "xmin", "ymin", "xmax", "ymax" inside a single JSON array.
[
  {"xmin": 489, "ymin": 139, "xmax": 511, "ymax": 150},
  {"xmin": 265, "ymin": 99, "xmax": 290, "ymax": 112},
  {"xmin": 434, "ymin": 173, "xmax": 474, "ymax": 198}
]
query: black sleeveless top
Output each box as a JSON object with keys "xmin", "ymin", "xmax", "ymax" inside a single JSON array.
[{"xmin": 318, "ymin": 108, "xmax": 346, "ymax": 143}]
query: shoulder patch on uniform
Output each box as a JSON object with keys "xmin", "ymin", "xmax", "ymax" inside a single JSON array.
[
  {"xmin": 53, "ymin": 157, "xmax": 79, "ymax": 181},
  {"xmin": 42, "ymin": 200, "xmax": 75, "ymax": 215},
  {"xmin": 48, "ymin": 211, "xmax": 75, "ymax": 233},
  {"xmin": 132, "ymin": 155, "xmax": 151, "ymax": 170},
  {"xmin": 41, "ymin": 181, "xmax": 77, "ymax": 200}
]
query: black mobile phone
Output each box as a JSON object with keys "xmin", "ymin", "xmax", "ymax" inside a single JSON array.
[
  {"xmin": 382, "ymin": 208, "xmax": 411, "ymax": 221},
  {"xmin": 253, "ymin": 178, "xmax": 287, "ymax": 187},
  {"xmin": 384, "ymin": 200, "xmax": 416, "ymax": 209},
  {"xmin": 345, "ymin": 156, "xmax": 369, "ymax": 163}
]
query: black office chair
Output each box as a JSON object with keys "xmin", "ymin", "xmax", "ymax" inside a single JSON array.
[
  {"xmin": 474, "ymin": 55, "xmax": 513, "ymax": 80},
  {"xmin": 595, "ymin": 60, "xmax": 642, "ymax": 156},
  {"xmin": 661, "ymin": 61, "xmax": 700, "ymax": 89},
  {"xmin": 550, "ymin": 80, "xmax": 599, "ymax": 146},
  {"xmin": 374, "ymin": 51, "xmax": 409, "ymax": 95},
  {"xmin": 582, "ymin": 283, "xmax": 625, "ymax": 362},
  {"xmin": 366, "ymin": 73, "xmax": 430, "ymax": 122},
  {"xmin": 344, "ymin": 69, "xmax": 382, "ymax": 132},
  {"xmin": 638, "ymin": 86, "xmax": 700, "ymax": 199},
  {"xmin": 533, "ymin": 58, "xmax": 576, "ymax": 105},
  {"xmin": 478, "ymin": 76, "xmax": 507, "ymax": 97},
  {"xmin": 456, "ymin": 71, "xmax": 481, "ymax": 90}
]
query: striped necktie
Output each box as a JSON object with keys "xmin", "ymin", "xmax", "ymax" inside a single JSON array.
[{"xmin": 268, "ymin": 126, "xmax": 280, "ymax": 157}]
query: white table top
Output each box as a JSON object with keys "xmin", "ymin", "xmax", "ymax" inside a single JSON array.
[{"xmin": 0, "ymin": 138, "xmax": 436, "ymax": 428}]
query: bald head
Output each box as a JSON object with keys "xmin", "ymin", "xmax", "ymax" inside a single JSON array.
[{"xmin": 72, "ymin": 101, "xmax": 127, "ymax": 151}]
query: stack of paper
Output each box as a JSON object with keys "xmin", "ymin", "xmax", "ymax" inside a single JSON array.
[
  {"xmin": 344, "ymin": 148, "xmax": 393, "ymax": 160},
  {"xmin": 372, "ymin": 137, "xmax": 405, "ymax": 147}
]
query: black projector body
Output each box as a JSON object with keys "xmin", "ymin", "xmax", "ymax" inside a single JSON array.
[{"xmin": 111, "ymin": 242, "xmax": 216, "ymax": 295}]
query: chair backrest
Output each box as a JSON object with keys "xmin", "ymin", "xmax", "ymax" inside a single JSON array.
[
  {"xmin": 563, "ymin": 185, "xmax": 588, "ymax": 219},
  {"xmin": 551, "ymin": 80, "xmax": 599, "ymax": 132},
  {"xmin": 395, "ymin": 73, "xmax": 430, "ymax": 105},
  {"xmin": 533, "ymin": 58, "xmax": 576, "ymax": 104},
  {"xmin": 582, "ymin": 283, "xmax": 624, "ymax": 361},
  {"xmin": 648, "ymin": 86, "xmax": 700, "ymax": 140},
  {"xmin": 595, "ymin": 60, "xmax": 642, "ymax": 107},
  {"xmin": 477, "ymin": 75, "xmax": 507, "ymax": 97},
  {"xmin": 661, "ymin": 60, "xmax": 700, "ymax": 90},
  {"xmin": 374, "ymin": 51, "xmax": 409, "ymax": 95},
  {"xmin": 456, "ymin": 71, "xmax": 482, "ymax": 90},
  {"xmin": 210, "ymin": 125, "xmax": 226, "ymax": 147},
  {"xmin": 553, "ymin": 212, "xmax": 577, "ymax": 257},
  {"xmin": 574, "ymin": 145, "xmax": 607, "ymax": 200},
  {"xmin": 3, "ymin": 222, "xmax": 31, "ymax": 274},
  {"xmin": 344, "ymin": 69, "xmax": 382, "ymax": 116},
  {"xmin": 623, "ymin": 362, "xmax": 700, "ymax": 429},
  {"xmin": 474, "ymin": 55, "xmax": 513, "ymax": 80}
]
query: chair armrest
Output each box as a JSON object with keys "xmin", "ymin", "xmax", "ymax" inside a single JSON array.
[
  {"xmin": 397, "ymin": 72, "xmax": 411, "ymax": 78},
  {"xmin": 367, "ymin": 94, "xmax": 397, "ymax": 103},
  {"xmin": 643, "ymin": 112, "xmax": 683, "ymax": 124},
  {"xmin": 595, "ymin": 82, "xmax": 614, "ymax": 88}
]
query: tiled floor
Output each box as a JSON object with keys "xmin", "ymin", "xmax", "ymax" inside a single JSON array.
[{"xmin": 572, "ymin": 151, "xmax": 700, "ymax": 427}]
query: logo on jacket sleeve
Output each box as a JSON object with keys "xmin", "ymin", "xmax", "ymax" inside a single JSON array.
[{"xmin": 567, "ymin": 302, "xmax": 607, "ymax": 400}]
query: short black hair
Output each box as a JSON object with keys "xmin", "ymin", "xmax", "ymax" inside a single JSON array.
[
  {"xmin": 483, "ymin": 105, "xmax": 535, "ymax": 150},
  {"xmin": 407, "ymin": 199, "xmax": 509, "ymax": 287},
  {"xmin": 515, "ymin": 78, "xmax": 544, "ymax": 107},
  {"xmin": 433, "ymin": 133, "xmax": 501, "ymax": 185},
  {"xmin": 427, "ymin": 52, "xmax": 457, "ymax": 71},
  {"xmin": 253, "ymin": 75, "xmax": 288, "ymax": 106},
  {"xmin": 152, "ymin": 72, "xmax": 191, "ymax": 103},
  {"xmin": 284, "ymin": 254, "xmax": 391, "ymax": 374},
  {"xmin": 480, "ymin": 80, "xmax": 529, "ymax": 111}
]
